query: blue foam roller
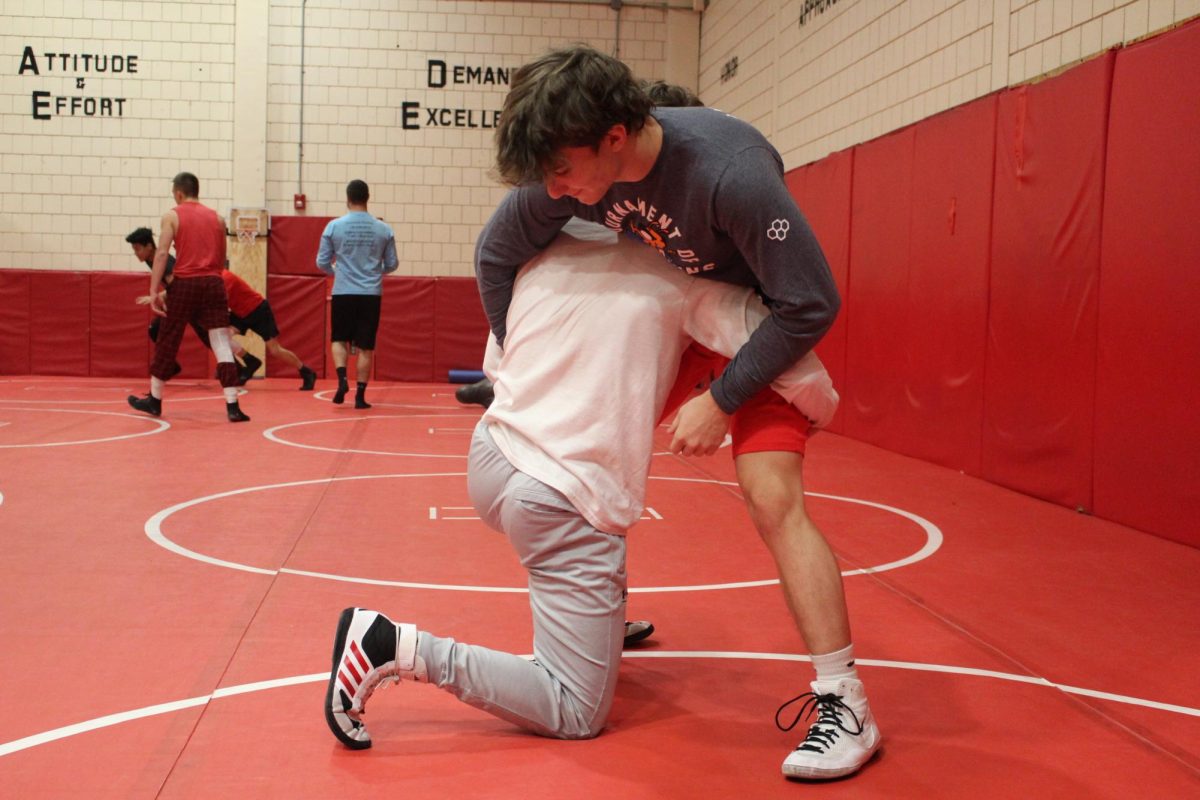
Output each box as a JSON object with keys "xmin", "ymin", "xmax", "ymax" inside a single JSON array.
[{"xmin": 449, "ymin": 369, "xmax": 486, "ymax": 384}]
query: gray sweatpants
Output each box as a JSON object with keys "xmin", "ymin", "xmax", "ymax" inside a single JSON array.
[{"xmin": 416, "ymin": 421, "xmax": 628, "ymax": 739}]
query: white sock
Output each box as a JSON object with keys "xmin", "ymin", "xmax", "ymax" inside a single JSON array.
[
  {"xmin": 150, "ymin": 377, "xmax": 164, "ymax": 400},
  {"xmin": 811, "ymin": 644, "xmax": 858, "ymax": 684},
  {"xmin": 223, "ymin": 387, "xmax": 239, "ymax": 403}
]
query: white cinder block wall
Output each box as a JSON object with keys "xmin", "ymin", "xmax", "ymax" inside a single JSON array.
[
  {"xmin": 700, "ymin": 0, "xmax": 1200, "ymax": 170},
  {"xmin": 1, "ymin": 0, "xmax": 238, "ymax": 271},
  {"xmin": 1, "ymin": 0, "xmax": 1196, "ymax": 275}
]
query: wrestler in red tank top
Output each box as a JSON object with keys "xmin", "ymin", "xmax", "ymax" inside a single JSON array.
[{"xmin": 172, "ymin": 202, "xmax": 226, "ymax": 278}]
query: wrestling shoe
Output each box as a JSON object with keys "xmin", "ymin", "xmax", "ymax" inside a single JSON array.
[
  {"xmin": 238, "ymin": 353, "xmax": 263, "ymax": 385},
  {"xmin": 299, "ymin": 366, "xmax": 317, "ymax": 391},
  {"xmin": 623, "ymin": 620, "xmax": 655, "ymax": 646},
  {"xmin": 455, "ymin": 377, "xmax": 494, "ymax": 408},
  {"xmin": 226, "ymin": 402, "xmax": 251, "ymax": 423},
  {"xmin": 325, "ymin": 607, "xmax": 427, "ymax": 750},
  {"xmin": 127, "ymin": 394, "xmax": 161, "ymax": 417},
  {"xmin": 777, "ymin": 678, "xmax": 881, "ymax": 780}
]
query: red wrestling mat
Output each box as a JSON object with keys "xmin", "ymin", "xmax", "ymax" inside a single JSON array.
[{"xmin": 0, "ymin": 377, "xmax": 1197, "ymax": 798}]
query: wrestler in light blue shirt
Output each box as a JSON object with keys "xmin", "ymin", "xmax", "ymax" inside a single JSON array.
[{"xmin": 317, "ymin": 211, "xmax": 400, "ymax": 295}]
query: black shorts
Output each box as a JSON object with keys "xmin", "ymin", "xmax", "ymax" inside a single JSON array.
[
  {"xmin": 331, "ymin": 294, "xmax": 382, "ymax": 350},
  {"xmin": 229, "ymin": 300, "xmax": 280, "ymax": 341}
]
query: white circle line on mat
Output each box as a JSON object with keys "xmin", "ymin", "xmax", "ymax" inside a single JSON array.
[
  {"xmin": 144, "ymin": 474, "xmax": 941, "ymax": 590},
  {"xmin": 0, "ymin": 407, "xmax": 169, "ymax": 448},
  {"xmin": 262, "ymin": 415, "xmax": 475, "ymax": 458},
  {"xmin": 2, "ymin": 652, "xmax": 1195, "ymax": 758},
  {"xmin": 0, "ymin": 383, "xmax": 242, "ymax": 405}
]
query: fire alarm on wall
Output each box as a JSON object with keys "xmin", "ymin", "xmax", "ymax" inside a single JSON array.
[{"xmin": 293, "ymin": 193, "xmax": 306, "ymax": 210}]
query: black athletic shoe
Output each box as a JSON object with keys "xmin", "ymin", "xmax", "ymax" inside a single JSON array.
[
  {"xmin": 333, "ymin": 381, "xmax": 349, "ymax": 405},
  {"xmin": 623, "ymin": 620, "xmax": 655, "ymax": 646},
  {"xmin": 299, "ymin": 366, "xmax": 317, "ymax": 391},
  {"xmin": 127, "ymin": 394, "xmax": 162, "ymax": 417},
  {"xmin": 226, "ymin": 402, "xmax": 251, "ymax": 423},
  {"xmin": 239, "ymin": 353, "xmax": 263, "ymax": 385},
  {"xmin": 455, "ymin": 377, "xmax": 494, "ymax": 408}
]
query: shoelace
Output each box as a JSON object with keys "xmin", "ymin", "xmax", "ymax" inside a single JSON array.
[
  {"xmin": 351, "ymin": 628, "xmax": 404, "ymax": 716},
  {"xmin": 774, "ymin": 691, "xmax": 865, "ymax": 753}
]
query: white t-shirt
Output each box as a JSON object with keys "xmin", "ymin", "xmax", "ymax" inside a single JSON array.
[{"xmin": 483, "ymin": 221, "xmax": 837, "ymax": 535}]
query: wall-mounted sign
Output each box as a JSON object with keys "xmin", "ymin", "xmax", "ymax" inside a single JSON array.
[
  {"xmin": 798, "ymin": 0, "xmax": 839, "ymax": 27},
  {"xmin": 400, "ymin": 58, "xmax": 508, "ymax": 131},
  {"xmin": 17, "ymin": 46, "xmax": 136, "ymax": 119}
]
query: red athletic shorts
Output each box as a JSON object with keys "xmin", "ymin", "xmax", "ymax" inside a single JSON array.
[{"xmin": 661, "ymin": 343, "xmax": 811, "ymax": 457}]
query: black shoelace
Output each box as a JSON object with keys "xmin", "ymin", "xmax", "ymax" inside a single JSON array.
[{"xmin": 775, "ymin": 691, "xmax": 864, "ymax": 753}]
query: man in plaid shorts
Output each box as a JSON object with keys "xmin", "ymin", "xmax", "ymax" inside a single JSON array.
[{"xmin": 127, "ymin": 172, "xmax": 250, "ymax": 423}]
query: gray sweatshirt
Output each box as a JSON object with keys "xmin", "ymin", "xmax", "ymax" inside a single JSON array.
[{"xmin": 474, "ymin": 106, "xmax": 840, "ymax": 414}]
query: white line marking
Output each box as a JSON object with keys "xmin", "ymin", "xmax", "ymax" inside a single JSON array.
[
  {"xmin": 3, "ymin": 653, "xmax": 1195, "ymax": 758},
  {"xmin": 263, "ymin": 415, "xmax": 475, "ymax": 457},
  {"xmin": 644, "ymin": 476, "xmax": 944, "ymax": 580},
  {"xmin": 145, "ymin": 473, "xmax": 472, "ymax": 578},
  {"xmin": 644, "ymin": 507, "xmax": 662, "ymax": 520},
  {"xmin": 311, "ymin": 389, "xmax": 468, "ymax": 411},
  {"xmin": 429, "ymin": 507, "xmax": 438, "ymax": 520},
  {"xmin": 0, "ymin": 408, "xmax": 169, "ymax": 448},
  {"xmin": 144, "ymin": 475, "xmax": 941, "ymax": 592},
  {"xmin": 0, "ymin": 386, "xmax": 240, "ymax": 404}
]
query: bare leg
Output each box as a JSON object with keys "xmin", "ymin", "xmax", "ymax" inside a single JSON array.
[
  {"xmin": 265, "ymin": 338, "xmax": 303, "ymax": 369},
  {"xmin": 733, "ymin": 450, "xmax": 850, "ymax": 653},
  {"xmin": 356, "ymin": 349, "xmax": 373, "ymax": 384},
  {"xmin": 331, "ymin": 341, "xmax": 349, "ymax": 369}
]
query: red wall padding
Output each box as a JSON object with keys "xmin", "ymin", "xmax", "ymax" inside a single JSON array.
[
  {"xmin": 785, "ymin": 149, "xmax": 853, "ymax": 434},
  {"xmin": 841, "ymin": 98, "xmax": 996, "ymax": 475},
  {"xmin": 903, "ymin": 96, "xmax": 996, "ymax": 474},
  {"xmin": 30, "ymin": 272, "xmax": 90, "ymax": 376},
  {"xmin": 843, "ymin": 127, "xmax": 914, "ymax": 452},
  {"xmin": 0, "ymin": 272, "xmax": 31, "ymax": 374},
  {"xmin": 376, "ymin": 278, "xmax": 436, "ymax": 381},
  {"xmin": 1094, "ymin": 24, "xmax": 1200, "ymax": 548},
  {"xmin": 983, "ymin": 54, "xmax": 1113, "ymax": 510},
  {"xmin": 433, "ymin": 278, "xmax": 489, "ymax": 377},
  {"xmin": 265, "ymin": 275, "xmax": 329, "ymax": 378},
  {"xmin": 89, "ymin": 272, "xmax": 151, "ymax": 377},
  {"xmin": 268, "ymin": 216, "xmax": 333, "ymax": 276}
]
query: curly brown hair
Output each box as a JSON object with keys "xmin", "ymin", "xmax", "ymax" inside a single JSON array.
[
  {"xmin": 642, "ymin": 80, "xmax": 704, "ymax": 108},
  {"xmin": 494, "ymin": 45, "xmax": 653, "ymax": 186}
]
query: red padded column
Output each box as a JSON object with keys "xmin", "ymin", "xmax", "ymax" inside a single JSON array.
[
  {"xmin": 1095, "ymin": 21, "xmax": 1200, "ymax": 547},
  {"xmin": 903, "ymin": 96, "xmax": 996, "ymax": 474},
  {"xmin": 785, "ymin": 149, "xmax": 853, "ymax": 434},
  {"xmin": 89, "ymin": 273, "xmax": 151, "ymax": 377},
  {"xmin": 433, "ymin": 278, "xmax": 488, "ymax": 379},
  {"xmin": 375, "ymin": 277, "xmax": 436, "ymax": 381},
  {"xmin": 0, "ymin": 271, "xmax": 32, "ymax": 374},
  {"xmin": 984, "ymin": 54, "xmax": 1113, "ymax": 510},
  {"xmin": 265, "ymin": 275, "xmax": 328, "ymax": 378},
  {"xmin": 843, "ymin": 127, "xmax": 914, "ymax": 450},
  {"xmin": 268, "ymin": 216, "xmax": 334, "ymax": 276},
  {"xmin": 30, "ymin": 272, "xmax": 90, "ymax": 376}
]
